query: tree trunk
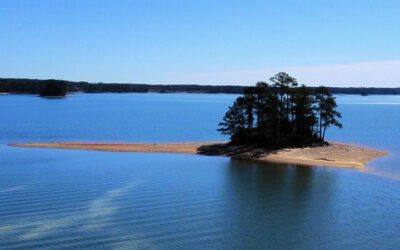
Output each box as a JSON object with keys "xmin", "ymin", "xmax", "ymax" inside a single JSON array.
[
  {"xmin": 318, "ymin": 108, "xmax": 323, "ymax": 140},
  {"xmin": 322, "ymin": 125, "xmax": 327, "ymax": 141}
]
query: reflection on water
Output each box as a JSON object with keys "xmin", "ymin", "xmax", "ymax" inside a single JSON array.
[{"xmin": 222, "ymin": 160, "xmax": 337, "ymax": 248}]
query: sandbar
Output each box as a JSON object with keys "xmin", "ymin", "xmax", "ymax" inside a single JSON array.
[{"xmin": 9, "ymin": 142, "xmax": 386, "ymax": 169}]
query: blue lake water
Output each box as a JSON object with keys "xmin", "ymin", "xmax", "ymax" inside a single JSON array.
[{"xmin": 0, "ymin": 93, "xmax": 400, "ymax": 249}]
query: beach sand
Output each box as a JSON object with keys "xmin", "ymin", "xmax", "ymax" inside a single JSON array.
[{"xmin": 10, "ymin": 142, "xmax": 386, "ymax": 169}]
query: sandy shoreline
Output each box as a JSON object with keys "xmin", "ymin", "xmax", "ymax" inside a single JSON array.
[{"xmin": 9, "ymin": 142, "xmax": 386, "ymax": 169}]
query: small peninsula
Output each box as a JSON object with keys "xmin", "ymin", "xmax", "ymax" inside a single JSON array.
[{"xmin": 10, "ymin": 142, "xmax": 386, "ymax": 169}]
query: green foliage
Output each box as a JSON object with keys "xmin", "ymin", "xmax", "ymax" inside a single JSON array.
[
  {"xmin": 39, "ymin": 80, "xmax": 67, "ymax": 97},
  {"xmin": 314, "ymin": 86, "xmax": 342, "ymax": 140},
  {"xmin": 218, "ymin": 73, "xmax": 342, "ymax": 147}
]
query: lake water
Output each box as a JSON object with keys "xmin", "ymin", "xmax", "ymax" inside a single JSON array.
[{"xmin": 1, "ymin": 93, "xmax": 400, "ymax": 249}]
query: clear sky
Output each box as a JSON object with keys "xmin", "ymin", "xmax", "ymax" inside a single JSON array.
[{"xmin": 1, "ymin": 0, "xmax": 399, "ymax": 86}]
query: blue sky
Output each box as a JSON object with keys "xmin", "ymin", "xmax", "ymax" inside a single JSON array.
[{"xmin": 1, "ymin": 0, "xmax": 399, "ymax": 86}]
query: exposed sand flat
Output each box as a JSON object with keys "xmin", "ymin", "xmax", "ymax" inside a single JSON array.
[
  {"xmin": 10, "ymin": 142, "xmax": 386, "ymax": 169},
  {"xmin": 259, "ymin": 143, "xmax": 387, "ymax": 169}
]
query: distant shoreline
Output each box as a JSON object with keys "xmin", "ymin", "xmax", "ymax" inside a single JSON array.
[
  {"xmin": 9, "ymin": 142, "xmax": 386, "ymax": 169},
  {"xmin": 2, "ymin": 78, "xmax": 400, "ymax": 95}
]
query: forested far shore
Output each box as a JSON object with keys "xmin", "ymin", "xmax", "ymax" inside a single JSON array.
[{"xmin": 1, "ymin": 77, "xmax": 400, "ymax": 95}]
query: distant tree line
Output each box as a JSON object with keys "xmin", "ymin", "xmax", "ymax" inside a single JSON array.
[
  {"xmin": 218, "ymin": 73, "xmax": 342, "ymax": 147},
  {"xmin": 39, "ymin": 80, "xmax": 67, "ymax": 97},
  {"xmin": 0, "ymin": 78, "xmax": 242, "ymax": 94},
  {"xmin": 1, "ymin": 77, "xmax": 400, "ymax": 95}
]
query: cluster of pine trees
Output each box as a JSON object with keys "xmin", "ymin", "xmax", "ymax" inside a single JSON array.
[{"xmin": 218, "ymin": 72, "xmax": 342, "ymax": 148}]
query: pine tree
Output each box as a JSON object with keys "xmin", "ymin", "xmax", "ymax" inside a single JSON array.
[
  {"xmin": 314, "ymin": 86, "xmax": 342, "ymax": 141},
  {"xmin": 292, "ymin": 85, "xmax": 316, "ymax": 145}
]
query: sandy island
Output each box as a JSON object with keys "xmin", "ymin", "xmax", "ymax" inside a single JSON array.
[{"xmin": 10, "ymin": 142, "xmax": 386, "ymax": 169}]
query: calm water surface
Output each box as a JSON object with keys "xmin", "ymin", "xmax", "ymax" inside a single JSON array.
[{"xmin": 0, "ymin": 93, "xmax": 399, "ymax": 249}]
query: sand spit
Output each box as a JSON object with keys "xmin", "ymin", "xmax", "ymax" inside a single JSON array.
[{"xmin": 10, "ymin": 142, "xmax": 386, "ymax": 169}]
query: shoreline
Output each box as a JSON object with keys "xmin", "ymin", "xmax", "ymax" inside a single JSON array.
[{"xmin": 9, "ymin": 142, "xmax": 387, "ymax": 169}]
